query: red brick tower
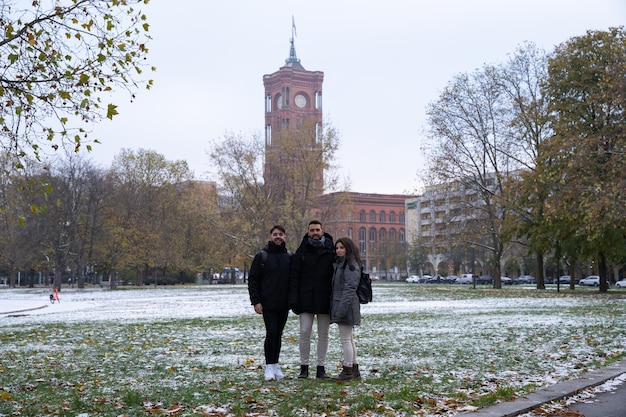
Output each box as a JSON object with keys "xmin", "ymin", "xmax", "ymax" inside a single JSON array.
[{"xmin": 263, "ymin": 27, "xmax": 324, "ymax": 196}]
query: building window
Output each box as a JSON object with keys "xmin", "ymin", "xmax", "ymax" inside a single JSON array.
[
  {"xmin": 389, "ymin": 228, "xmax": 396, "ymax": 240},
  {"xmin": 265, "ymin": 125, "xmax": 272, "ymax": 146},
  {"xmin": 315, "ymin": 91, "xmax": 322, "ymax": 109},
  {"xmin": 359, "ymin": 210, "xmax": 365, "ymax": 222},
  {"xmin": 265, "ymin": 94, "xmax": 272, "ymax": 112},
  {"xmin": 359, "ymin": 228, "xmax": 366, "ymax": 252},
  {"xmin": 399, "ymin": 212, "xmax": 405, "ymax": 223},
  {"xmin": 379, "ymin": 228, "xmax": 386, "ymax": 241},
  {"xmin": 399, "ymin": 229, "xmax": 405, "ymax": 241},
  {"xmin": 379, "ymin": 211, "xmax": 386, "ymax": 222},
  {"xmin": 348, "ymin": 228, "xmax": 353, "ymax": 239},
  {"xmin": 390, "ymin": 211, "xmax": 396, "ymax": 223},
  {"xmin": 282, "ymin": 86, "xmax": 290, "ymax": 106},
  {"xmin": 369, "ymin": 210, "xmax": 376, "ymax": 222},
  {"xmin": 369, "ymin": 228, "xmax": 376, "ymax": 242}
]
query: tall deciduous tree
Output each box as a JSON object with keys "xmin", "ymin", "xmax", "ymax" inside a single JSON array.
[
  {"xmin": 266, "ymin": 119, "xmax": 341, "ymax": 238},
  {"xmin": 541, "ymin": 27, "xmax": 626, "ymax": 292},
  {"xmin": 208, "ymin": 123, "xmax": 342, "ymax": 260},
  {"xmin": 105, "ymin": 149, "xmax": 193, "ymax": 286},
  {"xmin": 497, "ymin": 43, "xmax": 553, "ymax": 289},
  {"xmin": 0, "ymin": 0, "xmax": 153, "ymax": 170},
  {"xmin": 425, "ymin": 65, "xmax": 520, "ymax": 288}
]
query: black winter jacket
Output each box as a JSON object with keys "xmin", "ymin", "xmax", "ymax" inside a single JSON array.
[
  {"xmin": 248, "ymin": 241, "xmax": 291, "ymax": 311},
  {"xmin": 288, "ymin": 233, "xmax": 335, "ymax": 315}
]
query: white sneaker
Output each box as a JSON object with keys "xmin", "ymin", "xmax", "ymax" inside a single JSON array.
[
  {"xmin": 272, "ymin": 364, "xmax": 284, "ymax": 380},
  {"xmin": 264, "ymin": 365, "xmax": 276, "ymax": 381}
]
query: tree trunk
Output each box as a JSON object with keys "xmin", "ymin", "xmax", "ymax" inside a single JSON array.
[
  {"xmin": 599, "ymin": 252, "xmax": 609, "ymax": 293},
  {"xmin": 536, "ymin": 250, "xmax": 546, "ymax": 290}
]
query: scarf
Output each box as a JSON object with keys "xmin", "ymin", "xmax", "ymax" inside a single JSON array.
[{"xmin": 307, "ymin": 235, "xmax": 325, "ymax": 248}]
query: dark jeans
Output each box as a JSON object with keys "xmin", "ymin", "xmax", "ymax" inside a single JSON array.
[{"xmin": 263, "ymin": 309, "xmax": 289, "ymax": 364}]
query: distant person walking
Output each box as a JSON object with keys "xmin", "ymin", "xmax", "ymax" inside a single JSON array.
[
  {"xmin": 49, "ymin": 287, "xmax": 60, "ymax": 304},
  {"xmin": 289, "ymin": 220, "xmax": 335, "ymax": 379},
  {"xmin": 248, "ymin": 225, "xmax": 292, "ymax": 381},
  {"xmin": 330, "ymin": 237, "xmax": 362, "ymax": 381}
]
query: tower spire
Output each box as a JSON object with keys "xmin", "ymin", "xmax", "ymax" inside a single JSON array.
[{"xmin": 284, "ymin": 16, "xmax": 304, "ymax": 70}]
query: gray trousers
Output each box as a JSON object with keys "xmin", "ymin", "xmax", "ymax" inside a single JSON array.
[
  {"xmin": 298, "ymin": 313, "xmax": 330, "ymax": 366},
  {"xmin": 338, "ymin": 323, "xmax": 357, "ymax": 367}
]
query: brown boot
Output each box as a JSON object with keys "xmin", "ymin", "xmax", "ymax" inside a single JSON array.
[
  {"xmin": 352, "ymin": 364, "xmax": 361, "ymax": 380},
  {"xmin": 333, "ymin": 365, "xmax": 354, "ymax": 381}
]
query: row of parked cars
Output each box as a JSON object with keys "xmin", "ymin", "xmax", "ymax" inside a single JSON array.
[
  {"xmin": 556, "ymin": 275, "xmax": 625, "ymax": 287},
  {"xmin": 407, "ymin": 273, "xmax": 626, "ymax": 287},
  {"xmin": 405, "ymin": 274, "xmax": 532, "ymax": 285}
]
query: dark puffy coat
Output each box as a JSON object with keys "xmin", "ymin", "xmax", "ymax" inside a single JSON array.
[
  {"xmin": 330, "ymin": 259, "xmax": 361, "ymax": 326},
  {"xmin": 288, "ymin": 233, "xmax": 335, "ymax": 314},
  {"xmin": 248, "ymin": 241, "xmax": 291, "ymax": 311}
]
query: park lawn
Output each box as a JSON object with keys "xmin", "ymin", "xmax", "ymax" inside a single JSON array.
[{"xmin": 0, "ymin": 284, "xmax": 625, "ymax": 416}]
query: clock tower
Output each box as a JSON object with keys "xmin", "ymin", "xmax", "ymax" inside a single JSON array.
[{"xmin": 263, "ymin": 32, "xmax": 324, "ymax": 196}]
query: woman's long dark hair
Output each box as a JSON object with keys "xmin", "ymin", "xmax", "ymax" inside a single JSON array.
[{"xmin": 335, "ymin": 237, "xmax": 362, "ymax": 268}]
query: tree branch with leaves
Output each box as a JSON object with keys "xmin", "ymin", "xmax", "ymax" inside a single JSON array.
[{"xmin": 0, "ymin": 0, "xmax": 153, "ymax": 170}]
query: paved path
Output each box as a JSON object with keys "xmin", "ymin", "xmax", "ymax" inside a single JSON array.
[
  {"xmin": 567, "ymin": 380, "xmax": 626, "ymax": 417},
  {"xmin": 0, "ymin": 299, "xmax": 49, "ymax": 315},
  {"xmin": 457, "ymin": 359, "xmax": 626, "ymax": 417}
]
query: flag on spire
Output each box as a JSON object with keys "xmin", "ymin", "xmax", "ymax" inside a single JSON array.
[{"xmin": 292, "ymin": 15, "xmax": 297, "ymax": 37}]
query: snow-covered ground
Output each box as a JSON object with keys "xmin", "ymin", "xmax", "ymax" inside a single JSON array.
[
  {"xmin": 1, "ymin": 284, "xmax": 625, "ymax": 416},
  {"xmin": 0, "ymin": 285, "xmax": 592, "ymax": 323}
]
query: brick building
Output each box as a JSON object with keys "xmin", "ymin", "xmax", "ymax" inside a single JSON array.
[{"xmin": 315, "ymin": 192, "xmax": 412, "ymax": 280}]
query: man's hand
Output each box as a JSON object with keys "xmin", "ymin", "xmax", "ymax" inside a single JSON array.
[{"xmin": 254, "ymin": 303, "xmax": 263, "ymax": 314}]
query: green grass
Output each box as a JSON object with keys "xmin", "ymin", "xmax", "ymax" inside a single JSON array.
[{"xmin": 1, "ymin": 284, "xmax": 625, "ymax": 416}]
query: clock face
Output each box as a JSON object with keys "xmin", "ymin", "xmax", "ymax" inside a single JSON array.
[
  {"xmin": 295, "ymin": 94, "xmax": 307, "ymax": 108},
  {"xmin": 276, "ymin": 94, "xmax": 283, "ymax": 109}
]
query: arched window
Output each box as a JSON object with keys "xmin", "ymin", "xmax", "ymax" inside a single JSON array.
[
  {"xmin": 399, "ymin": 229, "xmax": 405, "ymax": 241},
  {"xmin": 369, "ymin": 210, "xmax": 376, "ymax": 222},
  {"xmin": 399, "ymin": 212, "xmax": 405, "ymax": 223},
  {"xmin": 359, "ymin": 228, "xmax": 366, "ymax": 252},
  {"xmin": 389, "ymin": 228, "xmax": 396, "ymax": 240},
  {"xmin": 379, "ymin": 228, "xmax": 387, "ymax": 241},
  {"xmin": 369, "ymin": 228, "xmax": 377, "ymax": 242},
  {"xmin": 347, "ymin": 228, "xmax": 353, "ymax": 239},
  {"xmin": 390, "ymin": 211, "xmax": 396, "ymax": 223},
  {"xmin": 359, "ymin": 210, "xmax": 365, "ymax": 222},
  {"xmin": 379, "ymin": 211, "xmax": 386, "ymax": 222}
]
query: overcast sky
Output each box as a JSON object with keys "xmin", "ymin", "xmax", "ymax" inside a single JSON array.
[{"xmin": 89, "ymin": 0, "xmax": 625, "ymax": 195}]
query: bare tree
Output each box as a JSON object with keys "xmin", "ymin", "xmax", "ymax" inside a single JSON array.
[
  {"xmin": 208, "ymin": 123, "xmax": 343, "ymax": 260},
  {"xmin": 424, "ymin": 65, "xmax": 520, "ymax": 288}
]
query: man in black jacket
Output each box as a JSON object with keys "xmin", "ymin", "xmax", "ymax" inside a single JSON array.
[
  {"xmin": 288, "ymin": 220, "xmax": 335, "ymax": 379},
  {"xmin": 248, "ymin": 225, "xmax": 292, "ymax": 381}
]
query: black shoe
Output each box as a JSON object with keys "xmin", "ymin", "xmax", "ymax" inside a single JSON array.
[
  {"xmin": 352, "ymin": 364, "xmax": 361, "ymax": 380},
  {"xmin": 297, "ymin": 365, "xmax": 309, "ymax": 379},
  {"xmin": 316, "ymin": 365, "xmax": 330, "ymax": 379}
]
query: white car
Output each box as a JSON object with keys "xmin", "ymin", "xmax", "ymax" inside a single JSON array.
[
  {"xmin": 406, "ymin": 275, "xmax": 420, "ymax": 283},
  {"xmin": 616, "ymin": 279, "xmax": 626, "ymax": 288},
  {"xmin": 579, "ymin": 275, "xmax": 600, "ymax": 286},
  {"xmin": 456, "ymin": 274, "xmax": 476, "ymax": 284}
]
